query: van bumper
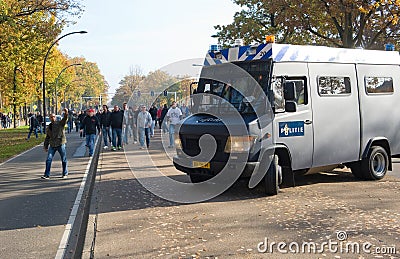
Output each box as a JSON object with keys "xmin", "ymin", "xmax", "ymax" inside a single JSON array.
[{"xmin": 173, "ymin": 156, "xmax": 258, "ymax": 178}]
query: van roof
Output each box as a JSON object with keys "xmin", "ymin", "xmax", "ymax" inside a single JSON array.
[{"xmin": 205, "ymin": 43, "xmax": 400, "ymax": 66}]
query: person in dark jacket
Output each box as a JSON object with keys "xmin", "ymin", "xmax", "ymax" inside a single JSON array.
[
  {"xmin": 41, "ymin": 108, "xmax": 69, "ymax": 179},
  {"xmin": 160, "ymin": 104, "xmax": 169, "ymax": 133},
  {"xmin": 78, "ymin": 110, "xmax": 86, "ymax": 137},
  {"xmin": 109, "ymin": 105, "xmax": 124, "ymax": 151},
  {"xmin": 100, "ymin": 105, "xmax": 112, "ymax": 149},
  {"xmin": 26, "ymin": 113, "xmax": 39, "ymax": 140},
  {"xmin": 80, "ymin": 109, "xmax": 101, "ymax": 157},
  {"xmin": 148, "ymin": 105, "xmax": 157, "ymax": 137}
]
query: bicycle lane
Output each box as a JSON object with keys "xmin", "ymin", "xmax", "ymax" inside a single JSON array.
[{"xmin": 0, "ymin": 132, "xmax": 93, "ymax": 259}]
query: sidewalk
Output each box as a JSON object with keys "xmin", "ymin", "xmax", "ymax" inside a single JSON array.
[
  {"xmin": 0, "ymin": 131, "xmax": 94, "ymax": 258},
  {"xmin": 85, "ymin": 129, "xmax": 400, "ymax": 259}
]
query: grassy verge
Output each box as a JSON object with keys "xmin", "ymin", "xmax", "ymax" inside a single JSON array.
[{"xmin": 0, "ymin": 126, "xmax": 45, "ymax": 163}]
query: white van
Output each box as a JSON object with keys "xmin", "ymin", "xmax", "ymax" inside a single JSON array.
[{"xmin": 173, "ymin": 42, "xmax": 400, "ymax": 195}]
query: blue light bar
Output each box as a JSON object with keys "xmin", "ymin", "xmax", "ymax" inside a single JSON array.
[{"xmin": 210, "ymin": 44, "xmax": 221, "ymax": 52}]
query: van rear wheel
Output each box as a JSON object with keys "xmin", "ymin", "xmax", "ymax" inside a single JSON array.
[
  {"xmin": 351, "ymin": 146, "xmax": 388, "ymax": 180},
  {"xmin": 363, "ymin": 146, "xmax": 388, "ymax": 180},
  {"xmin": 264, "ymin": 155, "xmax": 282, "ymax": 196}
]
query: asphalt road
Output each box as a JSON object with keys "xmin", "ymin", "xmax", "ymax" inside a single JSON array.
[
  {"xmin": 0, "ymin": 131, "xmax": 92, "ymax": 259},
  {"xmin": 87, "ymin": 130, "xmax": 400, "ymax": 259}
]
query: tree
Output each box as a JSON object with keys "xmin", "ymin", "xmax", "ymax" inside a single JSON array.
[
  {"xmin": 112, "ymin": 66, "xmax": 145, "ymax": 106},
  {"xmin": 0, "ymin": 0, "xmax": 84, "ymax": 112},
  {"xmin": 215, "ymin": 0, "xmax": 400, "ymax": 49}
]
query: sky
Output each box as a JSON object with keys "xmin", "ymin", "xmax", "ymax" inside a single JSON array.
[{"xmin": 58, "ymin": 0, "xmax": 241, "ymax": 95}]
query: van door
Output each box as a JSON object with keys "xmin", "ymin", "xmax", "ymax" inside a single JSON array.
[
  {"xmin": 307, "ymin": 63, "xmax": 360, "ymax": 167},
  {"xmin": 272, "ymin": 63, "xmax": 313, "ymax": 170}
]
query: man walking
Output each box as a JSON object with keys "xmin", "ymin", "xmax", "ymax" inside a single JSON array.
[
  {"xmin": 80, "ymin": 109, "xmax": 101, "ymax": 157},
  {"xmin": 26, "ymin": 113, "xmax": 39, "ymax": 140},
  {"xmin": 161, "ymin": 104, "xmax": 169, "ymax": 133},
  {"xmin": 148, "ymin": 105, "xmax": 157, "ymax": 137},
  {"xmin": 166, "ymin": 101, "xmax": 182, "ymax": 148},
  {"xmin": 41, "ymin": 108, "xmax": 69, "ymax": 179},
  {"xmin": 122, "ymin": 102, "xmax": 133, "ymax": 145},
  {"xmin": 100, "ymin": 105, "xmax": 112, "ymax": 149},
  {"xmin": 36, "ymin": 112, "xmax": 43, "ymax": 134},
  {"xmin": 78, "ymin": 110, "xmax": 86, "ymax": 138},
  {"xmin": 136, "ymin": 105, "xmax": 152, "ymax": 149},
  {"xmin": 67, "ymin": 110, "xmax": 74, "ymax": 133},
  {"xmin": 109, "ymin": 105, "xmax": 124, "ymax": 151}
]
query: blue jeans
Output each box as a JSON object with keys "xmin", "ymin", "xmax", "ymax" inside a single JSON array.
[
  {"xmin": 123, "ymin": 125, "xmax": 130, "ymax": 144},
  {"xmin": 44, "ymin": 144, "xmax": 68, "ymax": 177},
  {"xmin": 169, "ymin": 124, "xmax": 175, "ymax": 147},
  {"xmin": 112, "ymin": 128, "xmax": 122, "ymax": 148},
  {"xmin": 86, "ymin": 134, "xmax": 96, "ymax": 156},
  {"xmin": 150, "ymin": 120, "xmax": 155, "ymax": 136},
  {"xmin": 67, "ymin": 121, "xmax": 73, "ymax": 133},
  {"xmin": 162, "ymin": 120, "xmax": 169, "ymax": 133},
  {"xmin": 102, "ymin": 126, "xmax": 112, "ymax": 146},
  {"xmin": 139, "ymin": 127, "xmax": 150, "ymax": 147},
  {"xmin": 27, "ymin": 127, "xmax": 38, "ymax": 139}
]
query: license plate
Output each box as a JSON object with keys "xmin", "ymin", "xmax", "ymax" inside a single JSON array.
[{"xmin": 193, "ymin": 161, "xmax": 210, "ymax": 169}]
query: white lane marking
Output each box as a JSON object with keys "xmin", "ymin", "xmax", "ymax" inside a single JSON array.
[{"xmin": 55, "ymin": 137, "xmax": 99, "ymax": 259}]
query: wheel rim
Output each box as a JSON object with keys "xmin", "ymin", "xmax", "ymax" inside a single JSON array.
[{"xmin": 372, "ymin": 152, "xmax": 386, "ymax": 177}]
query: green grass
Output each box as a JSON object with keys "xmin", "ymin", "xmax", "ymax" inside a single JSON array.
[{"xmin": 0, "ymin": 126, "xmax": 45, "ymax": 163}]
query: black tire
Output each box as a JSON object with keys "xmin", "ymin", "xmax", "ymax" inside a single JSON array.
[
  {"xmin": 363, "ymin": 146, "xmax": 388, "ymax": 180},
  {"xmin": 264, "ymin": 154, "xmax": 281, "ymax": 196},
  {"xmin": 351, "ymin": 146, "xmax": 388, "ymax": 180}
]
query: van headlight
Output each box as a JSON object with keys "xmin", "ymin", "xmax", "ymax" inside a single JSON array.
[
  {"xmin": 174, "ymin": 134, "xmax": 182, "ymax": 149},
  {"xmin": 224, "ymin": 136, "xmax": 257, "ymax": 153}
]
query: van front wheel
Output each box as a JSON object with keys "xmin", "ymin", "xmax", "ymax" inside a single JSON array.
[{"xmin": 264, "ymin": 155, "xmax": 282, "ymax": 196}]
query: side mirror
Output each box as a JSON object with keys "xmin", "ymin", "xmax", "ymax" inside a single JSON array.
[
  {"xmin": 285, "ymin": 101, "xmax": 297, "ymax": 113},
  {"xmin": 284, "ymin": 82, "xmax": 296, "ymax": 101}
]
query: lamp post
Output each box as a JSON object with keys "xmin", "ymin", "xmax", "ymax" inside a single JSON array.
[
  {"xmin": 13, "ymin": 66, "xmax": 23, "ymax": 128},
  {"xmin": 42, "ymin": 30, "xmax": 87, "ymax": 131},
  {"xmin": 54, "ymin": 63, "xmax": 82, "ymax": 113}
]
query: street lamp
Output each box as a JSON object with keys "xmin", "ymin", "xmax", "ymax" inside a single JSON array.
[
  {"xmin": 13, "ymin": 66, "xmax": 23, "ymax": 128},
  {"xmin": 54, "ymin": 63, "xmax": 82, "ymax": 113},
  {"xmin": 42, "ymin": 30, "xmax": 87, "ymax": 131}
]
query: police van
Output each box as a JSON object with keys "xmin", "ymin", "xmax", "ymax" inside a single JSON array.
[{"xmin": 173, "ymin": 39, "xmax": 400, "ymax": 196}]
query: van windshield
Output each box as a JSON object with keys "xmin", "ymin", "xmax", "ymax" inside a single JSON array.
[{"xmin": 192, "ymin": 60, "xmax": 272, "ymax": 115}]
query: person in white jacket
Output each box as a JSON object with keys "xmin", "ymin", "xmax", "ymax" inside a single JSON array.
[{"xmin": 136, "ymin": 105, "xmax": 152, "ymax": 149}]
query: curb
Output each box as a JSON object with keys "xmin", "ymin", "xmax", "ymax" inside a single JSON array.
[{"xmin": 61, "ymin": 136, "xmax": 102, "ymax": 259}]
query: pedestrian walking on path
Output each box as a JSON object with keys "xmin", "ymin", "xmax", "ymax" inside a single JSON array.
[
  {"xmin": 26, "ymin": 113, "xmax": 39, "ymax": 140},
  {"xmin": 41, "ymin": 108, "xmax": 69, "ymax": 179},
  {"xmin": 160, "ymin": 104, "xmax": 169, "ymax": 133},
  {"xmin": 166, "ymin": 101, "xmax": 182, "ymax": 148},
  {"xmin": 122, "ymin": 102, "xmax": 133, "ymax": 145},
  {"xmin": 80, "ymin": 109, "xmax": 101, "ymax": 157},
  {"xmin": 100, "ymin": 105, "xmax": 112, "ymax": 149},
  {"xmin": 109, "ymin": 105, "xmax": 124, "ymax": 151},
  {"xmin": 137, "ymin": 105, "xmax": 152, "ymax": 149},
  {"xmin": 148, "ymin": 105, "xmax": 157, "ymax": 137}
]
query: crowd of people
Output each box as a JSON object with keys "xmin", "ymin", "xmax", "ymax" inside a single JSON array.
[
  {"xmin": 38, "ymin": 102, "xmax": 189, "ymax": 179},
  {"xmin": 0, "ymin": 112, "xmax": 13, "ymax": 129},
  {"xmin": 94, "ymin": 101, "xmax": 189, "ymax": 150}
]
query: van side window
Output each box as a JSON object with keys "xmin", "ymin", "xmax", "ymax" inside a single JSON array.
[
  {"xmin": 318, "ymin": 76, "xmax": 351, "ymax": 96},
  {"xmin": 286, "ymin": 77, "xmax": 308, "ymax": 105},
  {"xmin": 271, "ymin": 77, "xmax": 285, "ymax": 112},
  {"xmin": 271, "ymin": 77, "xmax": 308, "ymax": 113},
  {"xmin": 365, "ymin": 77, "xmax": 394, "ymax": 94}
]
